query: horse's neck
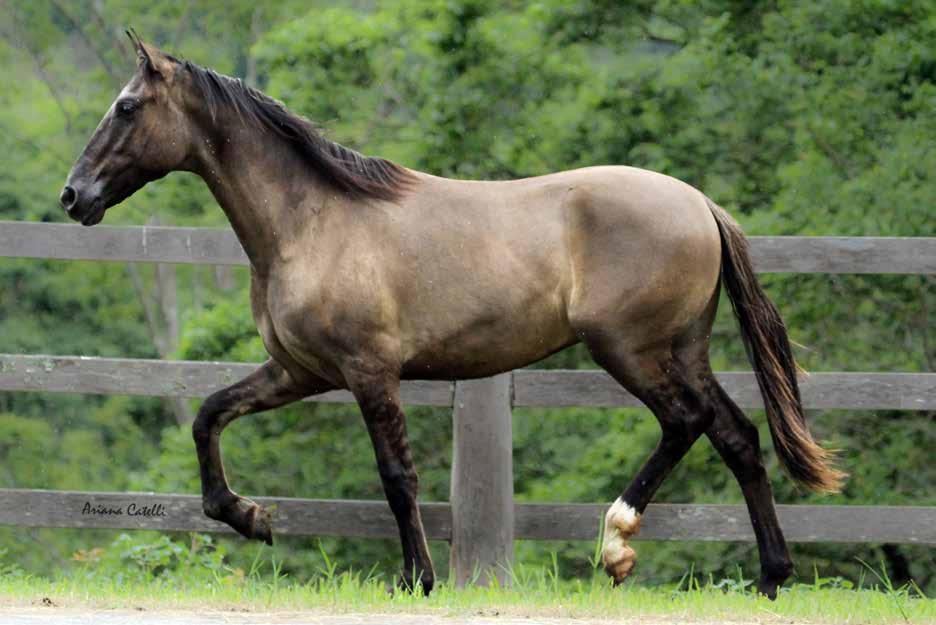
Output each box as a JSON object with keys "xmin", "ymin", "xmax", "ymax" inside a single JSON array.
[{"xmin": 193, "ymin": 123, "xmax": 326, "ymax": 274}]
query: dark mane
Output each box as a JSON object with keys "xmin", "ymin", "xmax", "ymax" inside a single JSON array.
[{"xmin": 182, "ymin": 60, "xmax": 415, "ymax": 202}]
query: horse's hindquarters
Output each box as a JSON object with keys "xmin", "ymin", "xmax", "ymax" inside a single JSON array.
[{"xmin": 563, "ymin": 167, "xmax": 722, "ymax": 353}]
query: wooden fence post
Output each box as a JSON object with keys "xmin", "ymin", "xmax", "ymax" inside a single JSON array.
[{"xmin": 450, "ymin": 374, "xmax": 514, "ymax": 586}]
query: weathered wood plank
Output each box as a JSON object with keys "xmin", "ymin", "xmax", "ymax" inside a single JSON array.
[
  {"xmin": 0, "ymin": 221, "xmax": 247, "ymax": 265},
  {"xmin": 513, "ymin": 370, "xmax": 936, "ymax": 410},
  {"xmin": 1, "ymin": 490, "xmax": 932, "ymax": 544},
  {"xmin": 451, "ymin": 375, "xmax": 514, "ymax": 586},
  {"xmin": 2, "ymin": 222, "xmax": 934, "ymax": 274},
  {"xmin": 0, "ymin": 489, "xmax": 452, "ymax": 540},
  {"xmin": 3, "ymin": 355, "xmax": 933, "ymax": 410},
  {"xmin": 0, "ymin": 354, "xmax": 454, "ymax": 407},
  {"xmin": 514, "ymin": 503, "xmax": 936, "ymax": 544},
  {"xmin": 749, "ymin": 236, "xmax": 936, "ymax": 274}
]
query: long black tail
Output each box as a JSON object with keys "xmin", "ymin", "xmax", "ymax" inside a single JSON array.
[{"xmin": 706, "ymin": 197, "xmax": 845, "ymax": 493}]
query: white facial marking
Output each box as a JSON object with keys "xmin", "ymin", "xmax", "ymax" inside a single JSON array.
[
  {"xmin": 601, "ymin": 497, "xmax": 640, "ymax": 582},
  {"xmin": 112, "ymin": 85, "xmax": 136, "ymax": 111}
]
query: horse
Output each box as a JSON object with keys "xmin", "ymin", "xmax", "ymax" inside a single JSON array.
[{"xmin": 60, "ymin": 32, "xmax": 843, "ymax": 598}]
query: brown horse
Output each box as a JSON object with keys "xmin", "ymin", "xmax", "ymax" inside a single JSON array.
[{"xmin": 61, "ymin": 34, "xmax": 843, "ymax": 598}]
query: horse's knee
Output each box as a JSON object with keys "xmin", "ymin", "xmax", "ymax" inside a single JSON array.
[{"xmin": 192, "ymin": 390, "xmax": 232, "ymax": 444}]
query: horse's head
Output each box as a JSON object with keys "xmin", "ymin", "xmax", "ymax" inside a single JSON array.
[{"xmin": 60, "ymin": 32, "xmax": 193, "ymax": 225}]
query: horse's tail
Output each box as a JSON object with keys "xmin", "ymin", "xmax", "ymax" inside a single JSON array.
[{"xmin": 706, "ymin": 197, "xmax": 845, "ymax": 493}]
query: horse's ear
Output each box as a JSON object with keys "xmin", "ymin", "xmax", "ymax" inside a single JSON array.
[
  {"xmin": 125, "ymin": 28, "xmax": 173, "ymax": 81},
  {"xmin": 125, "ymin": 29, "xmax": 154, "ymax": 74}
]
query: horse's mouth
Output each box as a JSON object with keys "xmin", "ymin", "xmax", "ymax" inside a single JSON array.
[{"xmin": 79, "ymin": 200, "xmax": 106, "ymax": 226}]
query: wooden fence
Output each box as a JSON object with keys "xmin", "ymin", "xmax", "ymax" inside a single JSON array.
[{"xmin": 1, "ymin": 220, "xmax": 935, "ymax": 585}]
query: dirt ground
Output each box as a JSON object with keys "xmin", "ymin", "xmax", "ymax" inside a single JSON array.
[{"xmin": 0, "ymin": 607, "xmax": 818, "ymax": 625}]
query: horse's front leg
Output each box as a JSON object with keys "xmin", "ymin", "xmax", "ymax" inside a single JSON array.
[
  {"xmin": 346, "ymin": 366, "xmax": 435, "ymax": 595},
  {"xmin": 192, "ymin": 358, "xmax": 332, "ymax": 543}
]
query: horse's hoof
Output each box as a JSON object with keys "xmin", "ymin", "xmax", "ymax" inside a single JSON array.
[
  {"xmin": 756, "ymin": 560, "xmax": 792, "ymax": 599},
  {"xmin": 248, "ymin": 504, "xmax": 274, "ymax": 546},
  {"xmin": 756, "ymin": 578, "xmax": 780, "ymax": 600},
  {"xmin": 397, "ymin": 570, "xmax": 434, "ymax": 596},
  {"xmin": 756, "ymin": 570, "xmax": 791, "ymax": 600},
  {"xmin": 205, "ymin": 493, "xmax": 274, "ymax": 544},
  {"xmin": 601, "ymin": 498, "xmax": 641, "ymax": 586},
  {"xmin": 604, "ymin": 545, "xmax": 637, "ymax": 585}
]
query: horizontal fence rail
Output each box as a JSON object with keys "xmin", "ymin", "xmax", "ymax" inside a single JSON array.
[
  {"xmin": 1, "ymin": 354, "xmax": 933, "ymax": 411},
  {"xmin": 2, "ymin": 221, "xmax": 935, "ymax": 273},
  {"xmin": 1, "ymin": 489, "xmax": 934, "ymax": 545},
  {"xmin": 0, "ymin": 355, "xmax": 453, "ymax": 406},
  {"xmin": 514, "ymin": 369, "xmax": 936, "ymax": 411},
  {"xmin": 0, "ymin": 489, "xmax": 452, "ymax": 541}
]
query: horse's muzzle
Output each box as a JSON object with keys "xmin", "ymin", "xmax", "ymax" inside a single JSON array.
[{"xmin": 60, "ymin": 183, "xmax": 105, "ymax": 226}]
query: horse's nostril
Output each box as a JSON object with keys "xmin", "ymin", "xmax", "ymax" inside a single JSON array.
[{"xmin": 60, "ymin": 186, "xmax": 77, "ymax": 210}]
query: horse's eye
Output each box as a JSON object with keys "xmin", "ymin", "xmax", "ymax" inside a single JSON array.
[{"xmin": 116, "ymin": 99, "xmax": 139, "ymax": 117}]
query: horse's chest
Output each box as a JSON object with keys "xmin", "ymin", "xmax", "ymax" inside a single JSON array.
[
  {"xmin": 266, "ymin": 280, "xmax": 372, "ymax": 385},
  {"xmin": 252, "ymin": 274, "xmax": 349, "ymax": 385}
]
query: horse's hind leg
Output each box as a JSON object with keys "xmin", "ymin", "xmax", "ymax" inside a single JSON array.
[
  {"xmin": 705, "ymin": 384, "xmax": 793, "ymax": 598},
  {"xmin": 192, "ymin": 359, "xmax": 331, "ymax": 544},
  {"xmin": 584, "ymin": 334, "xmax": 717, "ymax": 585}
]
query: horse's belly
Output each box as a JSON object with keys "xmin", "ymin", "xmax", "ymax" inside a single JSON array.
[{"xmin": 399, "ymin": 295, "xmax": 576, "ymax": 380}]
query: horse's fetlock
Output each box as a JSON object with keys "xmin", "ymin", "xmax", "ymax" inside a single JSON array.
[
  {"xmin": 202, "ymin": 490, "xmax": 235, "ymax": 521},
  {"xmin": 202, "ymin": 498, "xmax": 224, "ymax": 520},
  {"xmin": 765, "ymin": 556, "xmax": 794, "ymax": 582}
]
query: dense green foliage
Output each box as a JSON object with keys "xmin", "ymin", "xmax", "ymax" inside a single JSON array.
[{"xmin": 0, "ymin": 0, "xmax": 932, "ymax": 592}]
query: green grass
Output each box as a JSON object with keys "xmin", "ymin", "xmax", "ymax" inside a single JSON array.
[
  {"xmin": 1, "ymin": 564, "xmax": 933, "ymax": 624},
  {"xmin": 1, "ymin": 535, "xmax": 932, "ymax": 623}
]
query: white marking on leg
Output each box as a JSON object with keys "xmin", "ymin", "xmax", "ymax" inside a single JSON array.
[{"xmin": 601, "ymin": 497, "xmax": 641, "ymax": 583}]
